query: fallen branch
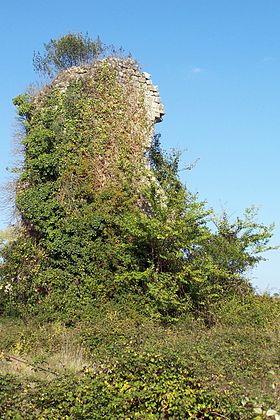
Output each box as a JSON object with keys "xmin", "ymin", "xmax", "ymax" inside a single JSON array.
[{"xmin": 1, "ymin": 352, "xmax": 60, "ymax": 377}]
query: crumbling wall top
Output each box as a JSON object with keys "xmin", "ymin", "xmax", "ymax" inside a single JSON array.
[{"xmin": 35, "ymin": 57, "xmax": 164, "ymax": 127}]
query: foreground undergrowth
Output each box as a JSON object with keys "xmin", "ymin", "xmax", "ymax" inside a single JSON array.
[{"xmin": 0, "ymin": 295, "xmax": 279, "ymax": 419}]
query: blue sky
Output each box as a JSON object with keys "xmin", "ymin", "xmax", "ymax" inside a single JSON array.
[{"xmin": 0, "ymin": 0, "xmax": 279, "ymax": 292}]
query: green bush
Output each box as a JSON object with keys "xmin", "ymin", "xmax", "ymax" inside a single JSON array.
[{"xmin": 213, "ymin": 293, "xmax": 280, "ymax": 327}]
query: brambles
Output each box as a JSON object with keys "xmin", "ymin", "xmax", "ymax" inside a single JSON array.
[{"xmin": 0, "ymin": 298, "xmax": 279, "ymax": 418}]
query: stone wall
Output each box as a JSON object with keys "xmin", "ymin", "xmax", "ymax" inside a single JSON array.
[{"xmin": 35, "ymin": 57, "xmax": 164, "ymax": 144}]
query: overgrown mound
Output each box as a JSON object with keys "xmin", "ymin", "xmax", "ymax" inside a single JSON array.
[
  {"xmin": 0, "ymin": 56, "xmax": 274, "ymax": 324},
  {"xmin": 0, "ymin": 37, "xmax": 279, "ymax": 418}
]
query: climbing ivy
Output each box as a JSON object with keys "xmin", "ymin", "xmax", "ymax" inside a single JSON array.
[{"xmin": 0, "ymin": 59, "xmax": 275, "ymax": 323}]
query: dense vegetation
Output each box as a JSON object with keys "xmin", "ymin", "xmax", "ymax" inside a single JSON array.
[{"xmin": 0, "ymin": 34, "xmax": 279, "ymax": 418}]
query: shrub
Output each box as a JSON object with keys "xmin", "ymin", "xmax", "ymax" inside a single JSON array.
[{"xmin": 33, "ymin": 32, "xmax": 104, "ymax": 78}]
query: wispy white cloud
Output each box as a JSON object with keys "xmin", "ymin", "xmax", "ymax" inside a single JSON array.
[
  {"xmin": 191, "ymin": 67, "xmax": 204, "ymax": 74},
  {"xmin": 261, "ymin": 56, "xmax": 273, "ymax": 63}
]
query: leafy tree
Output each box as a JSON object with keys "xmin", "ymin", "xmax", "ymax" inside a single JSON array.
[
  {"xmin": 183, "ymin": 208, "xmax": 276, "ymax": 323},
  {"xmin": 207, "ymin": 208, "xmax": 275, "ymax": 286},
  {"xmin": 33, "ymin": 32, "xmax": 104, "ymax": 78}
]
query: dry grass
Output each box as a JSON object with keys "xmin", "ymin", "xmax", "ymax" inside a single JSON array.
[{"xmin": 0, "ymin": 318, "xmax": 91, "ymax": 380}]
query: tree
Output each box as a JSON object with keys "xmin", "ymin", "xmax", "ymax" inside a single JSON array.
[
  {"xmin": 205, "ymin": 208, "xmax": 275, "ymax": 289},
  {"xmin": 33, "ymin": 32, "xmax": 104, "ymax": 78}
]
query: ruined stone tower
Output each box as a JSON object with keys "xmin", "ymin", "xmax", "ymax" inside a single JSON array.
[
  {"xmin": 45, "ymin": 57, "xmax": 165, "ymax": 133},
  {"xmin": 30, "ymin": 57, "xmax": 164, "ymax": 195}
]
